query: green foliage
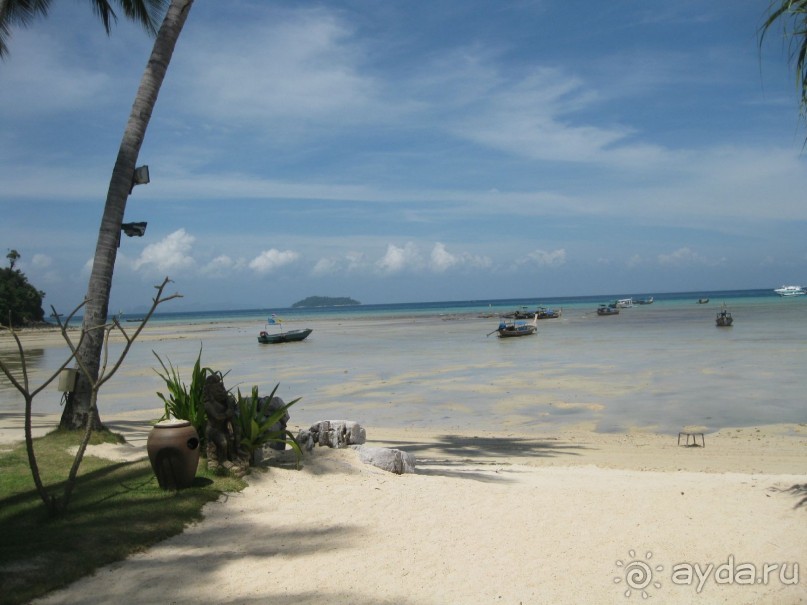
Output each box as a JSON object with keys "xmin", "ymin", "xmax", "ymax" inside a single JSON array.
[
  {"xmin": 0, "ymin": 266, "xmax": 45, "ymax": 327},
  {"xmin": 153, "ymin": 347, "xmax": 212, "ymax": 443},
  {"xmin": 0, "ymin": 429, "xmax": 246, "ymax": 605},
  {"xmin": 235, "ymin": 383, "xmax": 302, "ymax": 466},
  {"xmin": 152, "ymin": 350, "xmax": 301, "ymax": 467},
  {"xmin": 6, "ymin": 249, "xmax": 20, "ymax": 269}
]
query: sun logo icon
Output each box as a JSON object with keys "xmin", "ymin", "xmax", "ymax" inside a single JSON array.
[{"xmin": 614, "ymin": 550, "xmax": 663, "ymax": 598}]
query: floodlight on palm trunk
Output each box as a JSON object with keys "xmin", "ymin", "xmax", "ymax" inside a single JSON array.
[
  {"xmin": 130, "ymin": 165, "xmax": 150, "ymax": 192},
  {"xmin": 121, "ymin": 222, "xmax": 147, "ymax": 237}
]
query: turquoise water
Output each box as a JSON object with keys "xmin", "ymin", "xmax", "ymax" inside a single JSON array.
[
  {"xmin": 2, "ymin": 289, "xmax": 806, "ymax": 434},
  {"xmin": 114, "ymin": 288, "xmax": 774, "ymax": 324}
]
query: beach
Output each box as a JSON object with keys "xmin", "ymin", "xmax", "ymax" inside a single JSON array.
[{"xmin": 1, "ymin": 300, "xmax": 806, "ymax": 603}]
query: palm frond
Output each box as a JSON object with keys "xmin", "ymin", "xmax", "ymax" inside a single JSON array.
[
  {"xmin": 0, "ymin": 0, "xmax": 51, "ymax": 58},
  {"xmin": 761, "ymin": 1, "xmax": 807, "ymax": 119},
  {"xmin": 88, "ymin": 0, "xmax": 168, "ymax": 36}
]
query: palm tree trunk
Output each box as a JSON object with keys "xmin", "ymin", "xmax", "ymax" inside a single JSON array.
[{"xmin": 60, "ymin": 0, "xmax": 194, "ymax": 430}]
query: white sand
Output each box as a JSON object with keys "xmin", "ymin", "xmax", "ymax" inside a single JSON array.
[{"xmin": 3, "ymin": 413, "xmax": 802, "ymax": 605}]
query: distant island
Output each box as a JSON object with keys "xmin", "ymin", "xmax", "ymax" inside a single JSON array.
[{"xmin": 291, "ymin": 296, "xmax": 361, "ymax": 308}]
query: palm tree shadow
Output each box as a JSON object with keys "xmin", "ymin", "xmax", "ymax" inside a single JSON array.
[
  {"xmin": 369, "ymin": 433, "xmax": 591, "ymax": 483},
  {"xmin": 771, "ymin": 483, "xmax": 807, "ymax": 509}
]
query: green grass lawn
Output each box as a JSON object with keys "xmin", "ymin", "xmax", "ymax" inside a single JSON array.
[{"xmin": 0, "ymin": 429, "xmax": 246, "ymax": 605}]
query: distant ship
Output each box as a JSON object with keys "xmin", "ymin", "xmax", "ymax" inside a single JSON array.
[{"xmin": 773, "ymin": 285, "xmax": 806, "ymax": 297}]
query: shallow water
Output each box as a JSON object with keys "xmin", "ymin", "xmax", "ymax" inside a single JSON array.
[{"xmin": 2, "ymin": 294, "xmax": 806, "ymax": 434}]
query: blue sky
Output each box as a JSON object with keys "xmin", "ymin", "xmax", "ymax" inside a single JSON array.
[{"xmin": 2, "ymin": 0, "xmax": 806, "ymax": 312}]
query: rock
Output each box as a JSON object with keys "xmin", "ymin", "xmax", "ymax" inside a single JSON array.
[
  {"xmin": 297, "ymin": 420, "xmax": 367, "ymax": 451},
  {"xmin": 345, "ymin": 421, "xmax": 366, "ymax": 445},
  {"xmin": 351, "ymin": 445, "xmax": 415, "ymax": 474},
  {"xmin": 317, "ymin": 420, "xmax": 332, "ymax": 446}
]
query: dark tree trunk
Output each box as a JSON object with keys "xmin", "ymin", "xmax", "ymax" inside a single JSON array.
[{"xmin": 61, "ymin": 0, "xmax": 194, "ymax": 430}]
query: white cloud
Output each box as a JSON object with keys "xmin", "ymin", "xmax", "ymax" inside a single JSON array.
[
  {"xmin": 523, "ymin": 248, "xmax": 567, "ymax": 267},
  {"xmin": 179, "ymin": 8, "xmax": 379, "ymax": 131},
  {"xmin": 626, "ymin": 254, "xmax": 643, "ymax": 268},
  {"xmin": 657, "ymin": 247, "xmax": 705, "ymax": 266},
  {"xmin": 132, "ymin": 229, "xmax": 196, "ymax": 273},
  {"xmin": 31, "ymin": 253, "xmax": 52, "ymax": 268},
  {"xmin": 312, "ymin": 257, "xmax": 338, "ymax": 276},
  {"xmin": 201, "ymin": 255, "xmax": 235, "ymax": 276},
  {"xmin": 430, "ymin": 243, "xmax": 459, "ymax": 272},
  {"xmin": 345, "ymin": 251, "xmax": 365, "ymax": 271},
  {"xmin": 312, "ymin": 251, "xmax": 368, "ymax": 276},
  {"xmin": 0, "ymin": 30, "xmax": 112, "ymax": 119},
  {"xmin": 249, "ymin": 249, "xmax": 299, "ymax": 274},
  {"xmin": 445, "ymin": 64, "xmax": 666, "ymax": 167},
  {"xmin": 430, "ymin": 243, "xmax": 492, "ymax": 272},
  {"xmin": 376, "ymin": 243, "xmax": 421, "ymax": 274}
]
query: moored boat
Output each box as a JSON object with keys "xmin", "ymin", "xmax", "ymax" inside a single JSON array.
[
  {"xmin": 258, "ymin": 328, "xmax": 312, "ymax": 344},
  {"xmin": 634, "ymin": 297, "xmax": 654, "ymax": 305},
  {"xmin": 257, "ymin": 314, "xmax": 313, "ymax": 344},
  {"xmin": 535, "ymin": 306, "xmax": 562, "ymax": 319},
  {"xmin": 502, "ymin": 305, "xmax": 562, "ymax": 320},
  {"xmin": 715, "ymin": 305, "xmax": 733, "ymax": 327},
  {"xmin": 488, "ymin": 315, "xmax": 538, "ymax": 338},
  {"xmin": 773, "ymin": 285, "xmax": 806, "ymax": 297},
  {"xmin": 597, "ymin": 304, "xmax": 619, "ymax": 316}
]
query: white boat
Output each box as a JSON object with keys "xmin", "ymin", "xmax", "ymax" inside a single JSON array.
[
  {"xmin": 614, "ymin": 298, "xmax": 634, "ymax": 308},
  {"xmin": 774, "ymin": 285, "xmax": 806, "ymax": 297}
]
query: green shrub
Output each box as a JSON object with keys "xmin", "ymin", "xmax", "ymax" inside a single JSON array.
[
  {"xmin": 153, "ymin": 352, "xmax": 300, "ymax": 468},
  {"xmin": 236, "ymin": 383, "xmax": 302, "ymax": 466}
]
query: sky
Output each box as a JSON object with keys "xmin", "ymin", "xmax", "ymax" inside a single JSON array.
[{"xmin": 2, "ymin": 0, "xmax": 807, "ymax": 313}]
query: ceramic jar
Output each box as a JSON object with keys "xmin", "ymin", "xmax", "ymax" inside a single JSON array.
[{"xmin": 146, "ymin": 419, "xmax": 201, "ymax": 490}]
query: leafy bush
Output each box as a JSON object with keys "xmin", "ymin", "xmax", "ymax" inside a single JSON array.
[
  {"xmin": 153, "ymin": 347, "xmax": 212, "ymax": 443},
  {"xmin": 0, "ymin": 266, "xmax": 45, "ymax": 327},
  {"xmin": 236, "ymin": 383, "xmax": 302, "ymax": 466}
]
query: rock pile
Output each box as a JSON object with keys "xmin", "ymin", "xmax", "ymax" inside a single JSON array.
[
  {"xmin": 297, "ymin": 420, "xmax": 415, "ymax": 474},
  {"xmin": 297, "ymin": 420, "xmax": 367, "ymax": 450}
]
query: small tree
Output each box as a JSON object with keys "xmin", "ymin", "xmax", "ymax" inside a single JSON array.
[
  {"xmin": 0, "ymin": 277, "xmax": 180, "ymax": 516},
  {"xmin": 6, "ymin": 249, "xmax": 20, "ymax": 269},
  {"xmin": 0, "ymin": 259, "xmax": 45, "ymax": 327}
]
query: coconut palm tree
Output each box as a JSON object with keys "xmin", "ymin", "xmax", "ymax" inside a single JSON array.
[
  {"xmin": 0, "ymin": 0, "xmax": 167, "ymax": 58},
  {"xmin": 761, "ymin": 0, "xmax": 807, "ymax": 119},
  {"xmin": 2, "ymin": 1, "xmax": 191, "ymax": 432},
  {"xmin": 63, "ymin": 0, "xmax": 194, "ymax": 430}
]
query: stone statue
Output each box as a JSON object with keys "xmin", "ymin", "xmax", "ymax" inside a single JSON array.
[{"xmin": 202, "ymin": 373, "xmax": 246, "ymax": 475}]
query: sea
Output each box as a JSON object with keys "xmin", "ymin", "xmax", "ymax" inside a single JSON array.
[
  {"xmin": 2, "ymin": 288, "xmax": 807, "ymax": 435},
  {"xmin": 109, "ymin": 288, "xmax": 773, "ymax": 325}
]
